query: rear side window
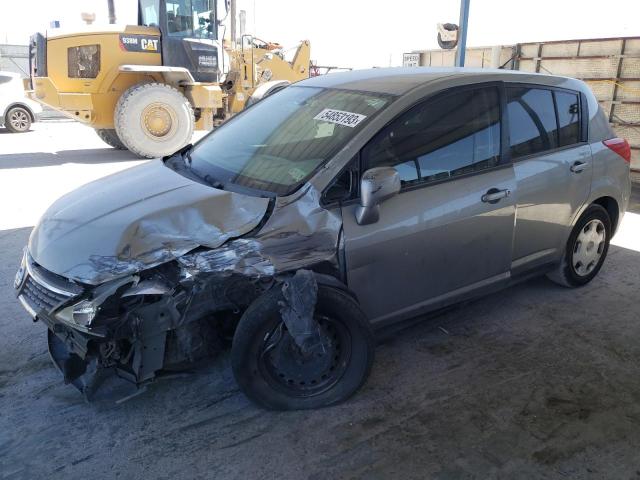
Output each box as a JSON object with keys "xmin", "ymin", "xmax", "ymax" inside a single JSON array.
[
  {"xmin": 555, "ymin": 91, "xmax": 581, "ymax": 146},
  {"xmin": 507, "ymin": 87, "xmax": 557, "ymax": 158},
  {"xmin": 363, "ymin": 87, "xmax": 501, "ymax": 187}
]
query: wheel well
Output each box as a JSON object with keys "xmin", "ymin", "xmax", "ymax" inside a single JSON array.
[
  {"xmin": 592, "ymin": 196, "xmax": 620, "ymax": 233},
  {"xmin": 4, "ymin": 103, "xmax": 35, "ymax": 122}
]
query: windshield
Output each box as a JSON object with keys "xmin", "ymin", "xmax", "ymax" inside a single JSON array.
[{"xmin": 186, "ymin": 86, "xmax": 392, "ymax": 196}]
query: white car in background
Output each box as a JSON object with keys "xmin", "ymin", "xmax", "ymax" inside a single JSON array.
[{"xmin": 0, "ymin": 71, "xmax": 42, "ymax": 133}]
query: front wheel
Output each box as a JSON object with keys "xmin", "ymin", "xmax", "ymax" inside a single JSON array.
[
  {"xmin": 547, "ymin": 204, "xmax": 611, "ymax": 287},
  {"xmin": 95, "ymin": 128, "xmax": 126, "ymax": 149},
  {"xmin": 114, "ymin": 82, "xmax": 194, "ymax": 158},
  {"xmin": 5, "ymin": 106, "xmax": 31, "ymax": 133},
  {"xmin": 232, "ymin": 286, "xmax": 375, "ymax": 410}
]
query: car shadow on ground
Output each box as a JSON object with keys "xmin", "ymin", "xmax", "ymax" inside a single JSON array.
[
  {"xmin": 0, "ymin": 148, "xmax": 142, "ymax": 169},
  {"xmin": 0, "ymin": 128, "xmax": 36, "ymax": 135}
]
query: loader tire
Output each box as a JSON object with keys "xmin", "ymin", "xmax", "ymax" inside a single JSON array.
[
  {"xmin": 114, "ymin": 82, "xmax": 194, "ymax": 159},
  {"xmin": 245, "ymin": 80, "xmax": 290, "ymax": 108},
  {"xmin": 95, "ymin": 129, "xmax": 126, "ymax": 149}
]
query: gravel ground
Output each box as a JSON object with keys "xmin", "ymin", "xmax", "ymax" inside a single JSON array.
[{"xmin": 2, "ymin": 122, "xmax": 640, "ymax": 479}]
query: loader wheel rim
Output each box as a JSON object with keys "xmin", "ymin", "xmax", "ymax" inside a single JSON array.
[
  {"xmin": 141, "ymin": 103, "xmax": 175, "ymax": 138},
  {"xmin": 9, "ymin": 109, "xmax": 30, "ymax": 131}
]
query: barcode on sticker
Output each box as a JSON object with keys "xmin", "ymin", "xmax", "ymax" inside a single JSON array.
[{"xmin": 313, "ymin": 109, "xmax": 367, "ymax": 128}]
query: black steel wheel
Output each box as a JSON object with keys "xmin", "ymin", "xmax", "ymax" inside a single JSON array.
[
  {"xmin": 259, "ymin": 314, "xmax": 352, "ymax": 398},
  {"xmin": 232, "ymin": 285, "xmax": 375, "ymax": 410}
]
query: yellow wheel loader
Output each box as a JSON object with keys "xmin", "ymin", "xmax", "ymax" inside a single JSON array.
[{"xmin": 29, "ymin": 0, "xmax": 310, "ymax": 158}]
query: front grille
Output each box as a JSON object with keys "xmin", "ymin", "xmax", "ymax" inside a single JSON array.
[
  {"xmin": 17, "ymin": 253, "xmax": 83, "ymax": 316},
  {"xmin": 22, "ymin": 275, "xmax": 72, "ymax": 313}
]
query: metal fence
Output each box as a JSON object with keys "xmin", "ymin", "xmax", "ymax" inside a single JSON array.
[{"xmin": 409, "ymin": 37, "xmax": 640, "ymax": 170}]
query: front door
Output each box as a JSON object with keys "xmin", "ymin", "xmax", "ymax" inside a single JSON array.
[{"xmin": 341, "ymin": 85, "xmax": 517, "ymax": 325}]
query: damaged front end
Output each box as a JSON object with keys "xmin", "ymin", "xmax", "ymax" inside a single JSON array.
[
  {"xmin": 16, "ymin": 247, "xmax": 276, "ymax": 398},
  {"xmin": 15, "ymin": 163, "xmax": 344, "ymax": 400}
]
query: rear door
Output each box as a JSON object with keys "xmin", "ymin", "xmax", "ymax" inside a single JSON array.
[
  {"xmin": 340, "ymin": 85, "xmax": 517, "ymax": 325},
  {"xmin": 507, "ymin": 86, "xmax": 592, "ymax": 273}
]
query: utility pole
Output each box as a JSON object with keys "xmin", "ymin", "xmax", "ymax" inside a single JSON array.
[
  {"xmin": 454, "ymin": 0, "xmax": 470, "ymax": 67},
  {"xmin": 230, "ymin": 0, "xmax": 237, "ymax": 48},
  {"xmin": 107, "ymin": 0, "xmax": 116, "ymax": 24}
]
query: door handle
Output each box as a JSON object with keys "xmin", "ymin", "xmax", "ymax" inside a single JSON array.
[
  {"xmin": 570, "ymin": 161, "xmax": 588, "ymax": 173},
  {"xmin": 481, "ymin": 188, "xmax": 511, "ymax": 204}
]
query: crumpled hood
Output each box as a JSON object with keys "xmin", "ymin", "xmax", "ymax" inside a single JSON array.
[{"xmin": 29, "ymin": 160, "xmax": 270, "ymax": 285}]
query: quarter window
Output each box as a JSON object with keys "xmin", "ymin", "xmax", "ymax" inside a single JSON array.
[
  {"xmin": 506, "ymin": 87, "xmax": 558, "ymax": 158},
  {"xmin": 555, "ymin": 91, "xmax": 581, "ymax": 146},
  {"xmin": 363, "ymin": 87, "xmax": 501, "ymax": 187}
]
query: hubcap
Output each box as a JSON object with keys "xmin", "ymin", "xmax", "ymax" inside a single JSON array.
[
  {"xmin": 9, "ymin": 109, "xmax": 29, "ymax": 131},
  {"xmin": 141, "ymin": 104, "xmax": 174, "ymax": 138},
  {"xmin": 572, "ymin": 219, "xmax": 606, "ymax": 276}
]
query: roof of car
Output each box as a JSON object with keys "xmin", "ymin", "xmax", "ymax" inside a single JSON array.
[{"xmin": 297, "ymin": 67, "xmax": 570, "ymax": 96}]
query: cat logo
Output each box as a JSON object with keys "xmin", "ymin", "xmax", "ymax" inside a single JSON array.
[
  {"xmin": 119, "ymin": 34, "xmax": 160, "ymax": 53},
  {"xmin": 141, "ymin": 38, "xmax": 159, "ymax": 51}
]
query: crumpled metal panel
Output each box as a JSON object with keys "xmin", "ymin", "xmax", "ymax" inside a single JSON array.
[
  {"xmin": 28, "ymin": 160, "xmax": 270, "ymax": 284},
  {"xmin": 278, "ymin": 269, "xmax": 324, "ymax": 353},
  {"xmin": 177, "ymin": 185, "xmax": 342, "ymax": 277}
]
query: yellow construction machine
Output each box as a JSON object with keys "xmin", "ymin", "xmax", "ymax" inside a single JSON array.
[{"xmin": 29, "ymin": 0, "xmax": 310, "ymax": 157}]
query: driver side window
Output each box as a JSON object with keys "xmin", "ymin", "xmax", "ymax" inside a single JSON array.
[{"xmin": 362, "ymin": 86, "xmax": 502, "ymax": 188}]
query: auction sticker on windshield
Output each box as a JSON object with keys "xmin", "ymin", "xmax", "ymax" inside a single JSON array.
[{"xmin": 313, "ymin": 109, "xmax": 367, "ymax": 128}]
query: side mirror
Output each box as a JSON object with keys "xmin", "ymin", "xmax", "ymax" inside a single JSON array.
[{"xmin": 355, "ymin": 167, "xmax": 401, "ymax": 225}]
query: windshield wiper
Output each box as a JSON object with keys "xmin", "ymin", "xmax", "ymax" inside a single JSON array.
[
  {"xmin": 180, "ymin": 143, "xmax": 194, "ymax": 167},
  {"xmin": 203, "ymin": 174, "xmax": 225, "ymax": 190}
]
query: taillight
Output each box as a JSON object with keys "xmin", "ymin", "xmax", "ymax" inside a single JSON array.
[{"xmin": 603, "ymin": 137, "xmax": 631, "ymax": 163}]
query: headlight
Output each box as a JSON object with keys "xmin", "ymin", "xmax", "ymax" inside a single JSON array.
[
  {"xmin": 54, "ymin": 275, "xmax": 139, "ymax": 332},
  {"xmin": 14, "ymin": 250, "xmax": 27, "ymax": 289},
  {"xmin": 55, "ymin": 299, "xmax": 99, "ymax": 329},
  {"xmin": 71, "ymin": 300, "xmax": 98, "ymax": 327}
]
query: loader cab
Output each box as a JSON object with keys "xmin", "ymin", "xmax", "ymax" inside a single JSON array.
[{"xmin": 138, "ymin": 0, "xmax": 221, "ymax": 82}]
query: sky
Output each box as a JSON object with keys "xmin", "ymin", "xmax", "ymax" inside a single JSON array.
[{"xmin": 1, "ymin": 0, "xmax": 638, "ymax": 69}]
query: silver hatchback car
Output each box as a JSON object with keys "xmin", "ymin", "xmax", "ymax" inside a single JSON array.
[{"xmin": 15, "ymin": 68, "xmax": 631, "ymax": 410}]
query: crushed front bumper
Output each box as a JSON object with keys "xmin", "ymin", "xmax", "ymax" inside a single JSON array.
[{"xmin": 14, "ymin": 252, "xmax": 104, "ymax": 392}]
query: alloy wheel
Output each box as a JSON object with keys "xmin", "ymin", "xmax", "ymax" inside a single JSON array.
[{"xmin": 9, "ymin": 108, "xmax": 30, "ymax": 132}]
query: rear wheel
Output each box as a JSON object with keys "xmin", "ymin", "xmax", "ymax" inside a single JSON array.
[
  {"xmin": 5, "ymin": 106, "xmax": 31, "ymax": 133},
  {"xmin": 245, "ymin": 80, "xmax": 290, "ymax": 108},
  {"xmin": 547, "ymin": 204, "xmax": 611, "ymax": 287},
  {"xmin": 232, "ymin": 286, "xmax": 375, "ymax": 410},
  {"xmin": 114, "ymin": 82, "xmax": 194, "ymax": 158},
  {"xmin": 95, "ymin": 128, "xmax": 126, "ymax": 149}
]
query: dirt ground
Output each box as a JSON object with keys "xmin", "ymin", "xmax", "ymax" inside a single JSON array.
[{"xmin": 2, "ymin": 122, "xmax": 640, "ymax": 479}]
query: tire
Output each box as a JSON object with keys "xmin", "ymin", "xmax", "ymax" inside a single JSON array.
[
  {"xmin": 232, "ymin": 285, "xmax": 375, "ymax": 410},
  {"xmin": 95, "ymin": 128, "xmax": 126, "ymax": 149},
  {"xmin": 245, "ymin": 80, "xmax": 290, "ymax": 108},
  {"xmin": 547, "ymin": 204, "xmax": 611, "ymax": 287},
  {"xmin": 5, "ymin": 106, "xmax": 32, "ymax": 133},
  {"xmin": 114, "ymin": 82, "xmax": 194, "ymax": 158}
]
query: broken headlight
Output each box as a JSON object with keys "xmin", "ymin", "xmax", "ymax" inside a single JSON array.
[
  {"xmin": 71, "ymin": 300, "xmax": 98, "ymax": 326},
  {"xmin": 55, "ymin": 299, "xmax": 99, "ymax": 328}
]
